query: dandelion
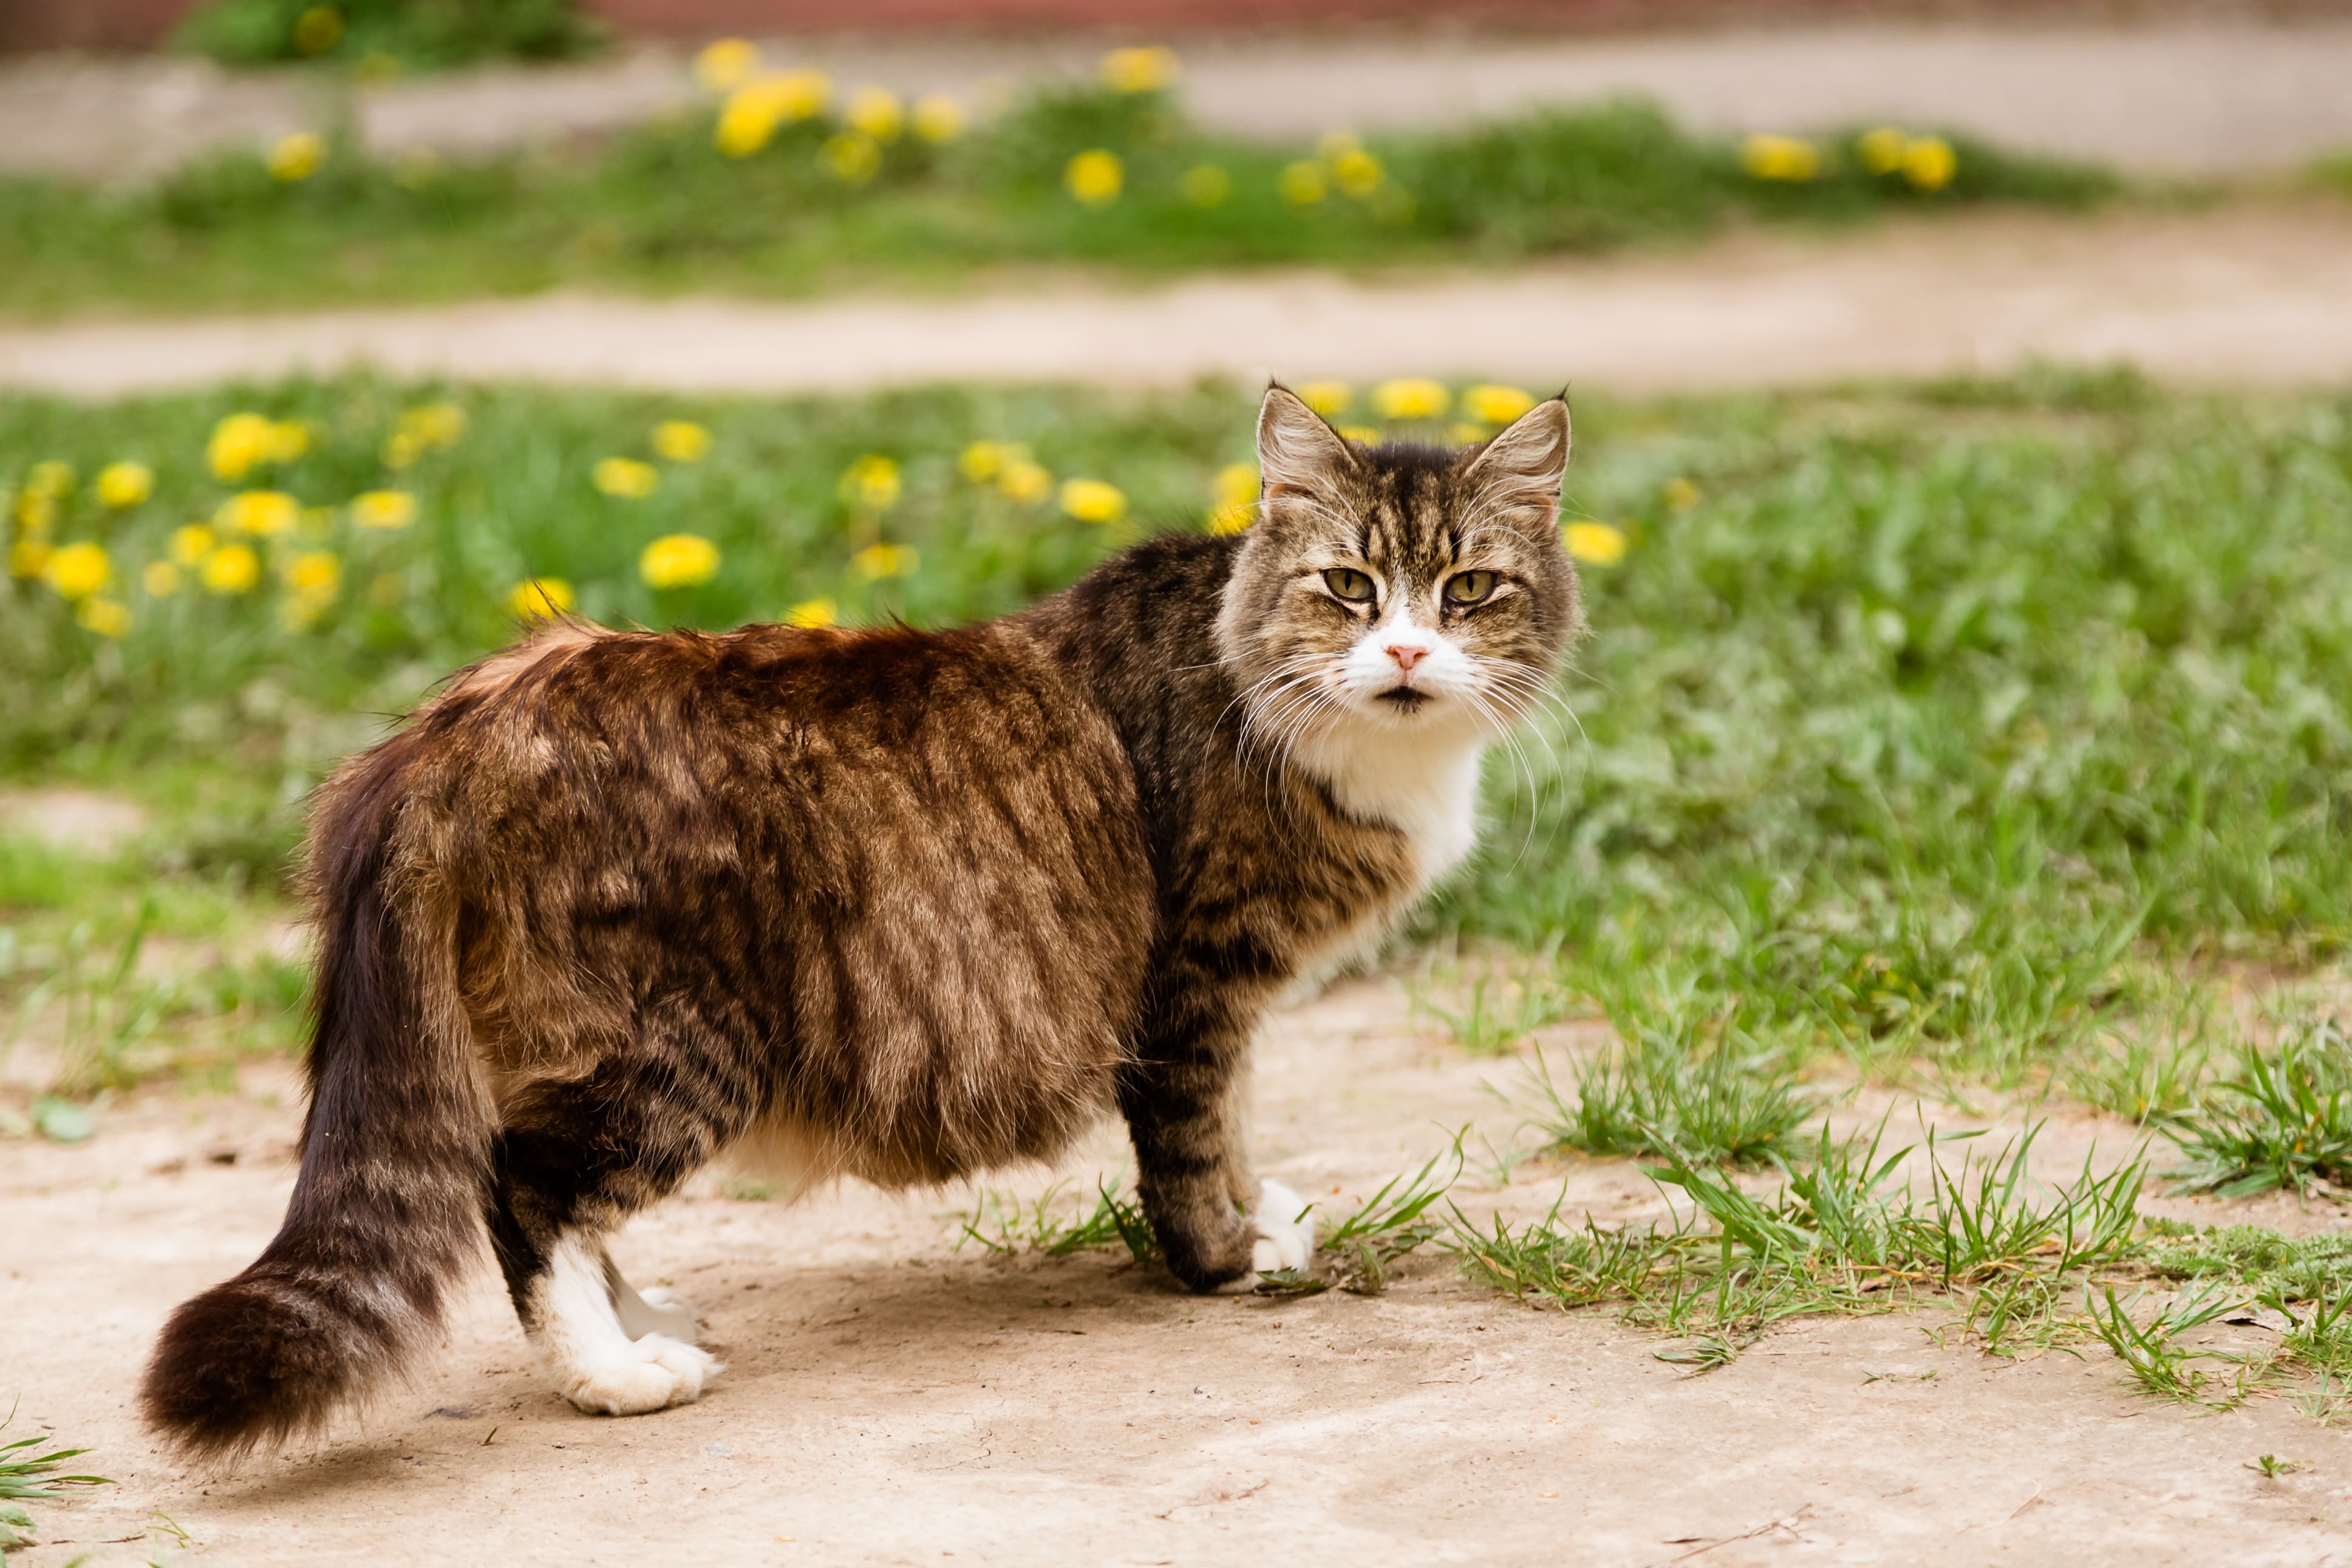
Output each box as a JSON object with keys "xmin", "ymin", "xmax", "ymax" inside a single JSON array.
[
  {"xmin": 7, "ymin": 540, "xmax": 47, "ymax": 578},
  {"xmin": 95, "ymin": 461, "xmax": 154, "ymax": 508},
  {"xmin": 1742, "ymin": 134, "xmax": 1821, "ymax": 183},
  {"xmin": 1298, "ymin": 381, "xmax": 1352, "ymax": 416},
  {"xmin": 715, "ymin": 70, "xmax": 831, "ymax": 157},
  {"xmin": 1447, "ymin": 422, "xmax": 1488, "ymax": 446},
  {"xmin": 845, "ymin": 87, "xmax": 904, "ymax": 143},
  {"xmin": 170, "ymin": 524, "xmax": 217, "ymax": 565},
  {"xmin": 1060, "ymin": 478, "xmax": 1127, "ymax": 524},
  {"xmin": 343, "ymin": 489, "xmax": 413, "ymax": 530},
  {"xmin": 1374, "ymin": 378, "xmax": 1450, "ymax": 420},
  {"xmin": 25, "ymin": 459, "xmax": 73, "ymax": 498},
  {"xmin": 839, "ymin": 454, "xmax": 902, "ymax": 511},
  {"xmin": 268, "ymin": 131, "xmax": 325, "ymax": 183},
  {"xmin": 822, "ymin": 131, "xmax": 883, "ymax": 184},
  {"xmin": 1280, "ymin": 160, "xmax": 1329, "ymax": 206},
  {"xmin": 41, "ymin": 542, "xmax": 109, "ymax": 600},
  {"xmin": 292, "ymin": 5, "xmax": 342, "ymax": 53},
  {"xmin": 1564, "ymin": 522, "xmax": 1628, "ymax": 565},
  {"xmin": 959, "ymin": 440, "xmax": 1018, "ymax": 482},
  {"xmin": 652, "ymin": 420, "xmax": 713, "ymax": 462},
  {"xmin": 695, "ymin": 38, "xmax": 760, "ymax": 92},
  {"xmin": 1331, "ymin": 147, "xmax": 1383, "ymax": 198},
  {"xmin": 202, "ymin": 544, "xmax": 261, "ymax": 595},
  {"xmin": 216, "ymin": 489, "xmax": 297, "ymax": 536},
  {"xmin": 1066, "ymin": 149, "xmax": 1123, "ymax": 206},
  {"xmin": 1208, "ymin": 462, "xmax": 1258, "ymax": 534},
  {"xmin": 594, "ymin": 457, "xmax": 660, "ymax": 499},
  {"xmin": 208, "ymin": 412, "xmax": 274, "ymax": 481},
  {"xmin": 13, "ymin": 490, "xmax": 53, "ymax": 534},
  {"xmin": 787, "ymin": 596, "xmax": 837, "ymax": 629},
  {"xmin": 1903, "ymin": 135, "xmax": 1957, "ymax": 192},
  {"xmin": 1858, "ymin": 126, "xmax": 1909, "ymax": 176},
  {"xmin": 851, "ymin": 542, "xmax": 919, "ymax": 581},
  {"xmin": 77, "ymin": 598, "xmax": 130, "ymax": 637},
  {"xmin": 386, "ymin": 400, "xmax": 466, "ymax": 467},
  {"xmin": 913, "ymin": 94, "xmax": 967, "ymax": 143},
  {"xmin": 998, "ymin": 458, "xmax": 1052, "ymax": 502},
  {"xmin": 285, "ymin": 550, "xmax": 341, "ymax": 597},
  {"xmin": 1464, "ymin": 384, "xmax": 1535, "ymax": 426},
  {"xmin": 265, "ymin": 420, "xmax": 312, "ymax": 462},
  {"xmin": 143, "ymin": 561, "xmax": 181, "ymax": 598},
  {"xmin": 1662, "ymin": 476, "xmax": 1700, "ymax": 510},
  {"xmin": 1180, "ymin": 164, "xmax": 1230, "ymax": 208},
  {"xmin": 641, "ymin": 533, "xmax": 721, "ymax": 590},
  {"xmin": 1100, "ymin": 45, "xmax": 1179, "ymax": 94},
  {"xmin": 510, "ymin": 577, "xmax": 574, "ymax": 619},
  {"xmin": 1337, "ymin": 424, "xmax": 1380, "ymax": 445}
]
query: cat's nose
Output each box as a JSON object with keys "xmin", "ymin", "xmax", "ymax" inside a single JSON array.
[{"xmin": 1385, "ymin": 643, "xmax": 1428, "ymax": 675}]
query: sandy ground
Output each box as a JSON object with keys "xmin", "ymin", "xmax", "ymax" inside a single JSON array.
[
  {"xmin": 5, "ymin": 205, "xmax": 2351, "ymax": 398},
  {"xmin": 5, "ymin": 976, "xmax": 2350, "ymax": 1567},
  {"xmin": 7, "ymin": 22, "xmax": 2352, "ymax": 181}
]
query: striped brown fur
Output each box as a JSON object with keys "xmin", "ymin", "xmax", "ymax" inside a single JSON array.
[{"xmin": 140, "ymin": 387, "xmax": 1579, "ymax": 1457}]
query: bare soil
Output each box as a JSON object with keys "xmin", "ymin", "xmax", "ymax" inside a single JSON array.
[{"xmin": 5, "ymin": 977, "xmax": 2349, "ymax": 1566}]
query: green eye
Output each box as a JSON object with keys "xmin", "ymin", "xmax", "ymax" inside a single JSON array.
[
  {"xmin": 1323, "ymin": 568, "xmax": 1377, "ymax": 604},
  {"xmin": 1445, "ymin": 570, "xmax": 1496, "ymax": 605}
]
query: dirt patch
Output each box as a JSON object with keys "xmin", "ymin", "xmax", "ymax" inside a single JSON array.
[
  {"xmin": 2, "ymin": 977, "xmax": 2345, "ymax": 1565},
  {"xmin": 0, "ymin": 787, "xmax": 147, "ymax": 854}
]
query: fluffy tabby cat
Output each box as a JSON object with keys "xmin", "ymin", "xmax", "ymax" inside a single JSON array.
[{"xmin": 141, "ymin": 386, "xmax": 1580, "ymax": 1458}]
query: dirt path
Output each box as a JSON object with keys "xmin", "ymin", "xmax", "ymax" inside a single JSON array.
[
  {"xmin": 7, "ymin": 21, "xmax": 2352, "ymax": 182},
  {"xmin": 5, "ymin": 206, "xmax": 2352, "ymax": 400},
  {"xmin": 5, "ymin": 977, "xmax": 2346, "ymax": 1567}
]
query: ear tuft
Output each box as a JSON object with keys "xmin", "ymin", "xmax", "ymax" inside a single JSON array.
[
  {"xmin": 1462, "ymin": 397, "xmax": 1571, "ymax": 517},
  {"xmin": 1257, "ymin": 384, "xmax": 1361, "ymax": 499}
]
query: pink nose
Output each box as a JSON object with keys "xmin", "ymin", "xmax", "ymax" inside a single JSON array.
[{"xmin": 1385, "ymin": 643, "xmax": 1427, "ymax": 675}]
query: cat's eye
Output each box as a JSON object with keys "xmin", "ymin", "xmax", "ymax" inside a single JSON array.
[
  {"xmin": 1444, "ymin": 570, "xmax": 1497, "ymax": 606},
  {"xmin": 1323, "ymin": 568, "xmax": 1377, "ymax": 604}
]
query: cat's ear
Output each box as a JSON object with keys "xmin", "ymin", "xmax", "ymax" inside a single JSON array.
[
  {"xmin": 1256, "ymin": 384, "xmax": 1361, "ymax": 499},
  {"xmin": 1462, "ymin": 395, "xmax": 1571, "ymax": 520}
]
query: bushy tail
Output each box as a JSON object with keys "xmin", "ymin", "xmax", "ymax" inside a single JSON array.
[{"xmin": 141, "ymin": 735, "xmax": 492, "ymax": 1461}]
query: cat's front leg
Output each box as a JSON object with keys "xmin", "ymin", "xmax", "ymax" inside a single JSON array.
[{"xmin": 1121, "ymin": 992, "xmax": 1315, "ymax": 1291}]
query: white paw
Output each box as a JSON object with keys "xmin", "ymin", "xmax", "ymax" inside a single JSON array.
[
  {"xmin": 625, "ymin": 1285, "xmax": 704, "ymax": 1345},
  {"xmin": 1249, "ymin": 1179, "xmax": 1316, "ymax": 1273},
  {"xmin": 559, "ymin": 1335, "xmax": 723, "ymax": 1417}
]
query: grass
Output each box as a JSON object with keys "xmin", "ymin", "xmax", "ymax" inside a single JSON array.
[
  {"xmin": 174, "ymin": 0, "xmax": 599, "ymax": 70},
  {"xmin": 0, "ymin": 1405, "xmax": 109, "ymax": 1552},
  {"xmin": 0, "ymin": 84, "xmax": 2119, "ymax": 319},
  {"xmin": 2161, "ymin": 1020, "xmax": 2352, "ymax": 1198}
]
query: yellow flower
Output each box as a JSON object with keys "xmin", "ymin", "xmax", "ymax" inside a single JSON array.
[
  {"xmin": 695, "ymin": 38, "xmax": 760, "ymax": 92},
  {"xmin": 850, "ymin": 542, "xmax": 919, "ymax": 581},
  {"xmin": 169, "ymin": 523, "xmax": 217, "ymax": 566},
  {"xmin": 143, "ymin": 561, "xmax": 181, "ymax": 598},
  {"xmin": 1060, "ymin": 478, "xmax": 1127, "ymax": 524},
  {"xmin": 351, "ymin": 489, "xmax": 417, "ymax": 530},
  {"xmin": 1742, "ymin": 134, "xmax": 1821, "ymax": 183},
  {"xmin": 510, "ymin": 577, "xmax": 575, "ymax": 619},
  {"xmin": 7, "ymin": 540, "xmax": 47, "ymax": 578},
  {"xmin": 268, "ymin": 131, "xmax": 325, "ymax": 182},
  {"xmin": 1858, "ymin": 125, "xmax": 1909, "ymax": 176},
  {"xmin": 912, "ymin": 94, "xmax": 968, "ymax": 143},
  {"xmin": 1464, "ymin": 384, "xmax": 1536, "ymax": 426},
  {"xmin": 652, "ymin": 420, "xmax": 712, "ymax": 462},
  {"xmin": 208, "ymin": 412, "xmax": 274, "ymax": 481},
  {"xmin": 641, "ymin": 533, "xmax": 721, "ymax": 590},
  {"xmin": 958, "ymin": 440, "xmax": 1010, "ymax": 483},
  {"xmin": 1447, "ymin": 422, "xmax": 1488, "ymax": 446},
  {"xmin": 265, "ymin": 420, "xmax": 311, "ymax": 462},
  {"xmin": 1180, "ymin": 164, "xmax": 1230, "ymax": 208},
  {"xmin": 25, "ymin": 460, "xmax": 73, "ymax": 500},
  {"xmin": 1280, "ymin": 160, "xmax": 1329, "ymax": 206},
  {"xmin": 1903, "ymin": 135, "xmax": 1957, "ymax": 192},
  {"xmin": 285, "ymin": 550, "xmax": 341, "ymax": 596},
  {"xmin": 1298, "ymin": 381, "xmax": 1352, "ymax": 416},
  {"xmin": 1337, "ymin": 424, "xmax": 1379, "ymax": 445},
  {"xmin": 202, "ymin": 543, "xmax": 262, "ymax": 594},
  {"xmin": 821, "ymin": 130, "xmax": 883, "ymax": 185},
  {"xmin": 41, "ymin": 542, "xmax": 110, "ymax": 600},
  {"xmin": 593, "ymin": 457, "xmax": 659, "ymax": 499},
  {"xmin": 845, "ymin": 87, "xmax": 904, "ymax": 143},
  {"xmin": 1208, "ymin": 462, "xmax": 1259, "ymax": 534},
  {"xmin": 217, "ymin": 489, "xmax": 299, "ymax": 536},
  {"xmin": 1564, "ymin": 522, "xmax": 1628, "ymax": 566},
  {"xmin": 1331, "ymin": 148, "xmax": 1383, "ymax": 198},
  {"xmin": 1663, "ymin": 477, "xmax": 1700, "ymax": 510},
  {"xmin": 1100, "ymin": 45, "xmax": 1179, "ymax": 94},
  {"xmin": 76, "ymin": 598, "xmax": 130, "ymax": 638},
  {"xmin": 402, "ymin": 401, "xmax": 467, "ymax": 446},
  {"xmin": 292, "ymin": 5, "xmax": 342, "ymax": 54},
  {"xmin": 786, "ymin": 596, "xmax": 837, "ymax": 629},
  {"xmin": 13, "ymin": 491, "xmax": 53, "ymax": 534},
  {"xmin": 1374, "ymin": 378, "xmax": 1450, "ymax": 420},
  {"xmin": 95, "ymin": 461, "xmax": 154, "ymax": 508},
  {"xmin": 997, "ymin": 458, "xmax": 1052, "ymax": 502},
  {"xmin": 1066, "ymin": 149, "xmax": 1123, "ymax": 206},
  {"xmin": 714, "ymin": 70, "xmax": 831, "ymax": 157},
  {"xmin": 839, "ymin": 454, "xmax": 902, "ymax": 511}
]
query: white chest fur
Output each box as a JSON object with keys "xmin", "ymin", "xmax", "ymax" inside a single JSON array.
[{"xmin": 1292, "ymin": 719, "xmax": 1488, "ymax": 891}]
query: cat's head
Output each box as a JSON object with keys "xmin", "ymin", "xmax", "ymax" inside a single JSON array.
[{"xmin": 1215, "ymin": 384, "xmax": 1581, "ymax": 754}]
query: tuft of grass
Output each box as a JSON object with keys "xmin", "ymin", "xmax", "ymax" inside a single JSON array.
[
  {"xmin": 1514, "ymin": 1025, "xmax": 1812, "ymax": 1168},
  {"xmin": 2085, "ymin": 1283, "xmax": 2256, "ymax": 1408},
  {"xmin": 2161, "ymin": 1020, "xmax": 2352, "ymax": 1198},
  {"xmin": 952, "ymin": 1176, "xmax": 1157, "ymax": 1266},
  {"xmin": 1409, "ymin": 955, "xmax": 1575, "ymax": 1056},
  {"xmin": 0, "ymin": 1405, "xmax": 110, "ymax": 1552}
]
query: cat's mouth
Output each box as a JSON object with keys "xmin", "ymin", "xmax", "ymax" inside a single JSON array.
[{"xmin": 1375, "ymin": 687, "xmax": 1430, "ymax": 713}]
